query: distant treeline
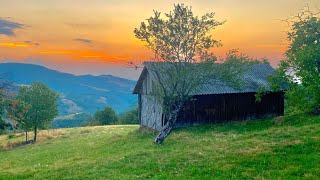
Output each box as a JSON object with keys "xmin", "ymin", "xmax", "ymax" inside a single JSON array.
[{"xmin": 52, "ymin": 107, "xmax": 139, "ymax": 129}]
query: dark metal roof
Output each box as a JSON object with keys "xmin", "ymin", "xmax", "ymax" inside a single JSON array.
[
  {"xmin": 195, "ymin": 64, "xmax": 277, "ymax": 95},
  {"xmin": 133, "ymin": 63, "xmax": 282, "ymax": 95}
]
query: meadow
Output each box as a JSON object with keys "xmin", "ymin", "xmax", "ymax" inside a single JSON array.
[{"xmin": 0, "ymin": 114, "xmax": 319, "ymax": 179}]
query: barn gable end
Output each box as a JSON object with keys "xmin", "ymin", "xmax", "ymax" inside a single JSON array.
[{"xmin": 135, "ymin": 69, "xmax": 163, "ymax": 129}]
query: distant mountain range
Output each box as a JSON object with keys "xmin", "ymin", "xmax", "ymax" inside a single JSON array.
[{"xmin": 0, "ymin": 63, "xmax": 137, "ymax": 127}]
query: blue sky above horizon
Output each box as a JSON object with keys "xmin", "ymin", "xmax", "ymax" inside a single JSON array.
[{"xmin": 0, "ymin": 0, "xmax": 319, "ymax": 80}]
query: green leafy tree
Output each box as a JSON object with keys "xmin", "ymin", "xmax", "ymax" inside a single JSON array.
[
  {"xmin": 0, "ymin": 101, "xmax": 11, "ymax": 134},
  {"xmin": 270, "ymin": 9, "xmax": 320, "ymax": 114},
  {"xmin": 118, "ymin": 108, "xmax": 138, "ymax": 124},
  {"xmin": 6, "ymin": 99, "xmax": 31, "ymax": 142},
  {"xmin": 0, "ymin": 99, "xmax": 8, "ymax": 132},
  {"xmin": 94, "ymin": 107, "xmax": 118, "ymax": 125},
  {"xmin": 0, "ymin": 74, "xmax": 12, "ymax": 133},
  {"xmin": 17, "ymin": 82, "xmax": 59, "ymax": 143},
  {"xmin": 0, "ymin": 119, "xmax": 10, "ymax": 133},
  {"xmin": 134, "ymin": 4, "xmax": 257, "ymax": 143}
]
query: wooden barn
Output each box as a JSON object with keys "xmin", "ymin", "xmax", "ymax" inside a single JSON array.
[{"xmin": 133, "ymin": 63, "xmax": 285, "ymax": 130}]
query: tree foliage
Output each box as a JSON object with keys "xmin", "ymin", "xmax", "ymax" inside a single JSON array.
[
  {"xmin": 16, "ymin": 82, "xmax": 59, "ymax": 142},
  {"xmin": 134, "ymin": 4, "xmax": 257, "ymax": 143},
  {"xmin": 94, "ymin": 107, "xmax": 118, "ymax": 125},
  {"xmin": 118, "ymin": 108, "xmax": 138, "ymax": 124},
  {"xmin": 0, "ymin": 74, "xmax": 12, "ymax": 133},
  {"xmin": 0, "ymin": 99, "xmax": 8, "ymax": 131},
  {"xmin": 270, "ymin": 9, "xmax": 320, "ymax": 114},
  {"xmin": 6, "ymin": 99, "xmax": 31, "ymax": 141}
]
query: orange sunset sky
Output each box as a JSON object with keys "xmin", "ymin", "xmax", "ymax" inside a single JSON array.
[{"xmin": 0, "ymin": 0, "xmax": 319, "ymax": 80}]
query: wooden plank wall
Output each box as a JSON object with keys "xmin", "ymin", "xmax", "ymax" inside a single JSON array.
[
  {"xmin": 140, "ymin": 94, "xmax": 163, "ymax": 130},
  {"xmin": 176, "ymin": 92, "xmax": 284, "ymax": 126}
]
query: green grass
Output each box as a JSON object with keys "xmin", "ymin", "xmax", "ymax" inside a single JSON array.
[{"xmin": 0, "ymin": 114, "xmax": 319, "ymax": 179}]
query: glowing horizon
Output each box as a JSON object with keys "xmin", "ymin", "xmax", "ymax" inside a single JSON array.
[{"xmin": 0, "ymin": 0, "xmax": 319, "ymax": 80}]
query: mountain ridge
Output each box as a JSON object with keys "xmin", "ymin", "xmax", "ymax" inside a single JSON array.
[{"xmin": 0, "ymin": 62, "xmax": 137, "ymax": 127}]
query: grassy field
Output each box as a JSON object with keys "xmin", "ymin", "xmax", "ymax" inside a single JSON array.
[{"xmin": 0, "ymin": 114, "xmax": 319, "ymax": 179}]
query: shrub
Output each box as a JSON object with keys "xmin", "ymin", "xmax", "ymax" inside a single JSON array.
[
  {"xmin": 118, "ymin": 108, "xmax": 138, "ymax": 124},
  {"xmin": 7, "ymin": 134, "xmax": 15, "ymax": 139},
  {"xmin": 94, "ymin": 107, "xmax": 118, "ymax": 125}
]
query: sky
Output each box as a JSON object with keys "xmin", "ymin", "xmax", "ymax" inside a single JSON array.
[{"xmin": 0, "ymin": 0, "xmax": 319, "ymax": 80}]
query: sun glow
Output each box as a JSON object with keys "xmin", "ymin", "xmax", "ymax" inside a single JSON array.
[
  {"xmin": 39, "ymin": 50, "xmax": 133, "ymax": 62},
  {"xmin": 0, "ymin": 0, "xmax": 319, "ymax": 79},
  {"xmin": 0, "ymin": 42, "xmax": 31, "ymax": 48}
]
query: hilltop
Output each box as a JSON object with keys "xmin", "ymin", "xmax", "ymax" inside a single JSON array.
[{"xmin": 0, "ymin": 114, "xmax": 319, "ymax": 179}]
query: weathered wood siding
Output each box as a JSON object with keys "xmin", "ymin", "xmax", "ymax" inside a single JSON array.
[
  {"xmin": 139, "ymin": 71, "xmax": 163, "ymax": 130},
  {"xmin": 140, "ymin": 94, "xmax": 163, "ymax": 130},
  {"xmin": 176, "ymin": 92, "xmax": 285, "ymax": 126},
  {"xmin": 141, "ymin": 70, "xmax": 153, "ymax": 95}
]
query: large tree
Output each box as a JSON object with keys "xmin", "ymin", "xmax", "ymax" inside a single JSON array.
[
  {"xmin": 134, "ymin": 4, "xmax": 255, "ymax": 143},
  {"xmin": 17, "ymin": 82, "xmax": 59, "ymax": 143},
  {"xmin": 270, "ymin": 8, "xmax": 320, "ymax": 114}
]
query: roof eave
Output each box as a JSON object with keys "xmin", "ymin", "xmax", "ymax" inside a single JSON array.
[{"xmin": 132, "ymin": 67, "xmax": 147, "ymax": 94}]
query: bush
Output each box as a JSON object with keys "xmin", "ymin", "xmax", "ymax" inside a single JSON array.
[
  {"xmin": 7, "ymin": 134, "xmax": 15, "ymax": 139},
  {"xmin": 118, "ymin": 108, "xmax": 138, "ymax": 124},
  {"xmin": 0, "ymin": 119, "xmax": 11, "ymax": 134},
  {"xmin": 0, "ymin": 119, "xmax": 9, "ymax": 129},
  {"xmin": 83, "ymin": 107, "xmax": 139, "ymax": 127},
  {"xmin": 94, "ymin": 107, "xmax": 118, "ymax": 125}
]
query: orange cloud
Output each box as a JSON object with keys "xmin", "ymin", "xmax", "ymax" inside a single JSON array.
[
  {"xmin": 0, "ymin": 42, "xmax": 31, "ymax": 48},
  {"xmin": 39, "ymin": 50, "xmax": 132, "ymax": 61}
]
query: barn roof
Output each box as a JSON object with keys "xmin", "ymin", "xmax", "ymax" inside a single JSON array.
[{"xmin": 133, "ymin": 63, "xmax": 283, "ymax": 95}]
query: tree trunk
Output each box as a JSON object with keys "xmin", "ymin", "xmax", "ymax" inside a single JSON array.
[
  {"xmin": 25, "ymin": 130, "xmax": 28, "ymax": 143},
  {"xmin": 33, "ymin": 127, "xmax": 37, "ymax": 143},
  {"xmin": 154, "ymin": 103, "xmax": 182, "ymax": 144},
  {"xmin": 154, "ymin": 124, "xmax": 173, "ymax": 144}
]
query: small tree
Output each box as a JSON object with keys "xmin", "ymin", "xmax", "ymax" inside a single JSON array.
[
  {"xmin": 0, "ymin": 99, "xmax": 8, "ymax": 132},
  {"xmin": 0, "ymin": 73, "xmax": 12, "ymax": 133},
  {"xmin": 94, "ymin": 107, "xmax": 118, "ymax": 125},
  {"xmin": 270, "ymin": 8, "xmax": 320, "ymax": 114},
  {"xmin": 0, "ymin": 100, "xmax": 11, "ymax": 134},
  {"xmin": 17, "ymin": 82, "xmax": 59, "ymax": 143},
  {"xmin": 134, "ymin": 4, "xmax": 255, "ymax": 143},
  {"xmin": 6, "ymin": 99, "xmax": 31, "ymax": 142}
]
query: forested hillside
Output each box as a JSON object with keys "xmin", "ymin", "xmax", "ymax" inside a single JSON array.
[{"xmin": 0, "ymin": 63, "xmax": 137, "ymax": 127}]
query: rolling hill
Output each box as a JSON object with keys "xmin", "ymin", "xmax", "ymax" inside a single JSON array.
[
  {"xmin": 0, "ymin": 63, "xmax": 137, "ymax": 127},
  {"xmin": 0, "ymin": 114, "xmax": 319, "ymax": 179}
]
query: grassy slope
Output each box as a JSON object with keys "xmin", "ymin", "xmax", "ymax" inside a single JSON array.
[{"xmin": 0, "ymin": 115, "xmax": 319, "ymax": 179}]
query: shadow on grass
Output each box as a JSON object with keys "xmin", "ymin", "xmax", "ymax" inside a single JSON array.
[
  {"xmin": 276, "ymin": 114, "xmax": 320, "ymax": 127},
  {"xmin": 174, "ymin": 114, "xmax": 320, "ymax": 135},
  {"xmin": 0, "ymin": 140, "xmax": 35, "ymax": 151},
  {"xmin": 174, "ymin": 118, "xmax": 274, "ymax": 135},
  {"xmin": 0, "ymin": 130, "xmax": 67, "ymax": 151}
]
